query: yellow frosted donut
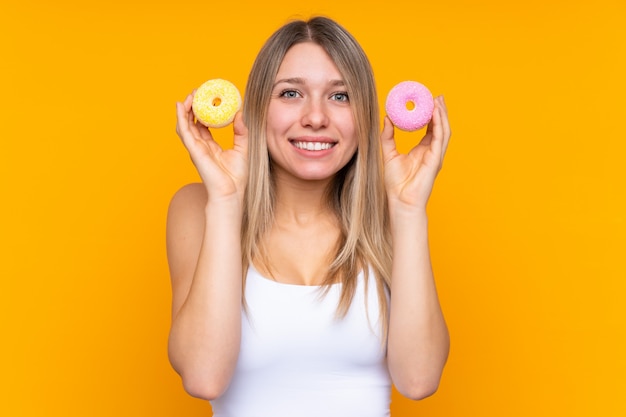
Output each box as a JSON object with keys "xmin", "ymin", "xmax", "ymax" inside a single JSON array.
[{"xmin": 192, "ymin": 79, "xmax": 242, "ymax": 128}]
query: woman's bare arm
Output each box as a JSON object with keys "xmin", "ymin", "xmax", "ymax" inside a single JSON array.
[
  {"xmin": 381, "ymin": 97, "xmax": 451, "ymax": 399},
  {"xmin": 167, "ymin": 94, "xmax": 248, "ymax": 400}
]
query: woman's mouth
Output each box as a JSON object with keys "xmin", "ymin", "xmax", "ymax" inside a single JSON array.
[{"xmin": 289, "ymin": 140, "xmax": 337, "ymax": 151}]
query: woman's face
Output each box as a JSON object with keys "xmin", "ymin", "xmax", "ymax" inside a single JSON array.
[{"xmin": 266, "ymin": 42, "xmax": 357, "ymax": 183}]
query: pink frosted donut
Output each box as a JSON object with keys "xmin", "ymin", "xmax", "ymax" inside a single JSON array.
[{"xmin": 385, "ymin": 81, "xmax": 434, "ymax": 131}]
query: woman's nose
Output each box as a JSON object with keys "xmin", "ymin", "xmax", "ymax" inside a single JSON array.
[{"xmin": 301, "ymin": 99, "xmax": 329, "ymax": 129}]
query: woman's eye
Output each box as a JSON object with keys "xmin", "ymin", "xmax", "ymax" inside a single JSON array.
[
  {"xmin": 331, "ymin": 92, "xmax": 349, "ymax": 102},
  {"xmin": 280, "ymin": 90, "xmax": 300, "ymax": 98}
]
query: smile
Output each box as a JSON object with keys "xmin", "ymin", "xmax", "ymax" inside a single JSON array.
[{"xmin": 290, "ymin": 140, "xmax": 336, "ymax": 151}]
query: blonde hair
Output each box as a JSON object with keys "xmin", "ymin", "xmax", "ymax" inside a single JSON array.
[{"xmin": 241, "ymin": 17, "xmax": 391, "ymax": 336}]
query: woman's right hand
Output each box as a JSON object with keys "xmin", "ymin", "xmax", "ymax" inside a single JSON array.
[{"xmin": 175, "ymin": 92, "xmax": 249, "ymax": 204}]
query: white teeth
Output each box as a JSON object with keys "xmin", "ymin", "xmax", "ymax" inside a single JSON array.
[{"xmin": 293, "ymin": 141, "xmax": 333, "ymax": 150}]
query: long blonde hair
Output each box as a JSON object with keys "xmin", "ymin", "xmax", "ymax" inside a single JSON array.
[{"xmin": 241, "ymin": 16, "xmax": 391, "ymax": 336}]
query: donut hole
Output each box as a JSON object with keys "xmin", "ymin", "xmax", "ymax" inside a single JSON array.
[
  {"xmin": 212, "ymin": 97, "xmax": 222, "ymax": 107},
  {"xmin": 405, "ymin": 100, "xmax": 415, "ymax": 111}
]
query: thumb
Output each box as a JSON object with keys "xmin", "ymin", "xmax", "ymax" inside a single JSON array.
[
  {"xmin": 233, "ymin": 111, "xmax": 249, "ymax": 156},
  {"xmin": 380, "ymin": 116, "xmax": 397, "ymax": 163}
]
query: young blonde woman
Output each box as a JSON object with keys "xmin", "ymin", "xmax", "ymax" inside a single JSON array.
[{"xmin": 167, "ymin": 16, "xmax": 451, "ymax": 417}]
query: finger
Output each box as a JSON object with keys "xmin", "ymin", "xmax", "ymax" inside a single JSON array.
[
  {"xmin": 233, "ymin": 112, "xmax": 249, "ymax": 158},
  {"xmin": 175, "ymin": 101, "xmax": 184, "ymax": 137},
  {"xmin": 425, "ymin": 110, "xmax": 435, "ymax": 137},
  {"xmin": 184, "ymin": 93, "xmax": 204, "ymax": 140},
  {"xmin": 437, "ymin": 96, "xmax": 451, "ymax": 158},
  {"xmin": 195, "ymin": 120, "xmax": 213, "ymax": 141},
  {"xmin": 380, "ymin": 116, "xmax": 398, "ymax": 163},
  {"xmin": 179, "ymin": 92, "xmax": 194, "ymax": 126},
  {"xmin": 185, "ymin": 91, "xmax": 194, "ymax": 107},
  {"xmin": 180, "ymin": 92, "xmax": 195, "ymax": 123},
  {"xmin": 177, "ymin": 94, "xmax": 214, "ymax": 151},
  {"xmin": 417, "ymin": 115, "xmax": 435, "ymax": 148},
  {"xmin": 176, "ymin": 100, "xmax": 194, "ymax": 143},
  {"xmin": 423, "ymin": 104, "xmax": 444, "ymax": 164},
  {"xmin": 176, "ymin": 101, "xmax": 205, "ymax": 158}
]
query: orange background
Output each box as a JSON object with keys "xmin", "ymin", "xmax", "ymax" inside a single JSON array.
[{"xmin": 2, "ymin": 0, "xmax": 625, "ymax": 415}]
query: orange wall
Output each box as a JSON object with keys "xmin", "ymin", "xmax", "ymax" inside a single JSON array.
[{"xmin": 2, "ymin": 0, "xmax": 624, "ymax": 415}]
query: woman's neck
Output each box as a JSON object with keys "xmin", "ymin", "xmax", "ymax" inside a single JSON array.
[
  {"xmin": 272, "ymin": 171, "xmax": 335, "ymax": 226},
  {"xmin": 260, "ymin": 171, "xmax": 341, "ymax": 285}
]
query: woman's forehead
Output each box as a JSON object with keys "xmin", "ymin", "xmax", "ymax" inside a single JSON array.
[{"xmin": 274, "ymin": 43, "xmax": 343, "ymax": 85}]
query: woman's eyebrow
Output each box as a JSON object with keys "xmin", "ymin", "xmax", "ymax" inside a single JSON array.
[
  {"xmin": 329, "ymin": 79, "xmax": 345, "ymax": 87},
  {"xmin": 273, "ymin": 77, "xmax": 305, "ymax": 88},
  {"xmin": 273, "ymin": 78, "xmax": 346, "ymax": 88}
]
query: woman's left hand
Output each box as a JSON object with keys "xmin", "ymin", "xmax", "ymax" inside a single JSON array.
[{"xmin": 381, "ymin": 95, "xmax": 451, "ymax": 211}]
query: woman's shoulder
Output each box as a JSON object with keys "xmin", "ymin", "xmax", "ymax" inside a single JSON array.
[
  {"xmin": 167, "ymin": 183, "xmax": 207, "ymax": 239},
  {"xmin": 169, "ymin": 183, "xmax": 207, "ymax": 210}
]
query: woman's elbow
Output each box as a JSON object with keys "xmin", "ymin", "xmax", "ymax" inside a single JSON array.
[
  {"xmin": 180, "ymin": 372, "xmax": 228, "ymax": 401},
  {"xmin": 395, "ymin": 375, "xmax": 442, "ymax": 401},
  {"xmin": 168, "ymin": 341, "xmax": 232, "ymax": 400}
]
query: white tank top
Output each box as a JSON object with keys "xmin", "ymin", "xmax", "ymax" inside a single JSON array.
[{"xmin": 210, "ymin": 265, "xmax": 391, "ymax": 417}]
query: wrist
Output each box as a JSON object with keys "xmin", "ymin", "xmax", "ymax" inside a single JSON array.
[
  {"xmin": 387, "ymin": 197, "xmax": 428, "ymax": 218},
  {"xmin": 205, "ymin": 196, "xmax": 244, "ymax": 217},
  {"xmin": 388, "ymin": 201, "xmax": 429, "ymax": 233}
]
